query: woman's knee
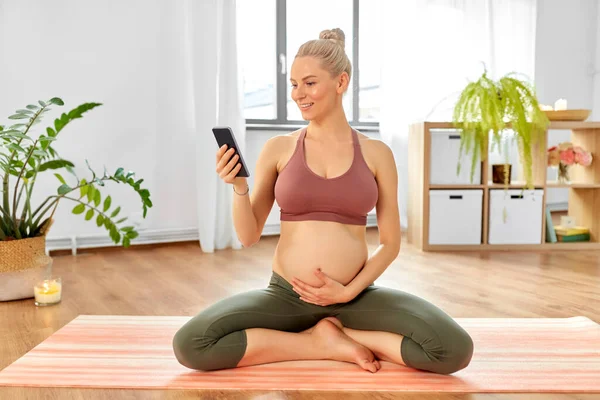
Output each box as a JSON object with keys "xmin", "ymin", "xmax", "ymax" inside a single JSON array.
[
  {"xmin": 434, "ymin": 329, "xmax": 474, "ymax": 375},
  {"xmin": 172, "ymin": 325, "xmax": 214, "ymax": 371},
  {"xmin": 172, "ymin": 321, "xmax": 246, "ymax": 371}
]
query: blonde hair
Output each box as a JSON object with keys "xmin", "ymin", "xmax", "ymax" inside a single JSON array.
[{"xmin": 295, "ymin": 28, "xmax": 352, "ymax": 83}]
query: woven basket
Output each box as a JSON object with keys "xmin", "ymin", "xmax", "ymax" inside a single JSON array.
[
  {"xmin": 0, "ymin": 235, "xmax": 53, "ymax": 301},
  {"xmin": 0, "ymin": 236, "xmax": 52, "ymax": 273}
]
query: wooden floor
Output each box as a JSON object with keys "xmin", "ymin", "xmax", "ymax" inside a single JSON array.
[{"xmin": 1, "ymin": 225, "xmax": 599, "ymax": 400}]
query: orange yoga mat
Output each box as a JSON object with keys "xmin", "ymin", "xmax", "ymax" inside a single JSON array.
[{"xmin": 0, "ymin": 315, "xmax": 598, "ymax": 393}]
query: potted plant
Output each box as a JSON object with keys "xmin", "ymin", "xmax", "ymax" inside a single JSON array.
[
  {"xmin": 0, "ymin": 97, "xmax": 152, "ymax": 301},
  {"xmin": 452, "ymin": 66, "xmax": 550, "ymax": 189}
]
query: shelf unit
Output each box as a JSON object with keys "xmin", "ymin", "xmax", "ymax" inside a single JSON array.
[{"xmin": 407, "ymin": 121, "xmax": 600, "ymax": 251}]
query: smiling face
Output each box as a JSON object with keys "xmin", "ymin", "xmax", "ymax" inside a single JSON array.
[{"xmin": 290, "ymin": 56, "xmax": 349, "ymax": 122}]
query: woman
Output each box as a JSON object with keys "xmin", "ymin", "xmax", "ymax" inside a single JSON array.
[{"xmin": 173, "ymin": 28, "xmax": 473, "ymax": 375}]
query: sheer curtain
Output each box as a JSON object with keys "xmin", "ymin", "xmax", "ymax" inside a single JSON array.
[
  {"xmin": 379, "ymin": 0, "xmax": 538, "ymax": 230},
  {"xmin": 186, "ymin": 0, "xmax": 245, "ymax": 252}
]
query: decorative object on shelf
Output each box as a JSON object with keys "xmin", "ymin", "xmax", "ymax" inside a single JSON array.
[
  {"xmin": 547, "ymin": 142, "xmax": 593, "ymax": 184},
  {"xmin": 543, "ymin": 109, "xmax": 591, "ymax": 122},
  {"xmin": 452, "ymin": 65, "xmax": 549, "ymax": 190},
  {"xmin": 560, "ymin": 215, "xmax": 576, "ymax": 228},
  {"xmin": 0, "ymin": 97, "xmax": 153, "ymax": 302},
  {"xmin": 554, "ymin": 98, "xmax": 567, "ymax": 111},
  {"xmin": 492, "ymin": 164, "xmax": 512, "ymax": 185}
]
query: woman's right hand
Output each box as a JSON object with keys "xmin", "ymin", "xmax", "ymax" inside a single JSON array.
[{"xmin": 216, "ymin": 145, "xmax": 247, "ymax": 187}]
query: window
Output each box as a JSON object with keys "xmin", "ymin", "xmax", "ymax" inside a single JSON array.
[
  {"xmin": 237, "ymin": 0, "xmax": 381, "ymax": 127},
  {"xmin": 236, "ymin": 0, "xmax": 277, "ymax": 120}
]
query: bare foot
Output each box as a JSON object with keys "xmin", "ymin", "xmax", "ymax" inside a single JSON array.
[
  {"xmin": 301, "ymin": 317, "xmax": 343, "ymax": 334},
  {"xmin": 311, "ymin": 319, "xmax": 380, "ymax": 373}
]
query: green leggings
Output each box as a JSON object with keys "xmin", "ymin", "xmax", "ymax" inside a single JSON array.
[{"xmin": 172, "ymin": 272, "xmax": 473, "ymax": 375}]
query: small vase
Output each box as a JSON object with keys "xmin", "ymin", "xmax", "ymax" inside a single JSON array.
[{"xmin": 557, "ymin": 163, "xmax": 571, "ymax": 184}]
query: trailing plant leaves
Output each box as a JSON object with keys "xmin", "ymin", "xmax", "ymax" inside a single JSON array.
[
  {"xmin": 85, "ymin": 208, "xmax": 94, "ymax": 221},
  {"xmin": 72, "ymin": 204, "xmax": 85, "ymax": 214},
  {"xmin": 452, "ymin": 67, "xmax": 549, "ymax": 189},
  {"xmin": 96, "ymin": 214, "xmax": 104, "ymax": 227}
]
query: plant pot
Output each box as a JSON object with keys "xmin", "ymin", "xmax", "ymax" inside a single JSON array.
[
  {"xmin": 0, "ymin": 236, "xmax": 53, "ymax": 301},
  {"xmin": 492, "ymin": 164, "xmax": 512, "ymax": 184}
]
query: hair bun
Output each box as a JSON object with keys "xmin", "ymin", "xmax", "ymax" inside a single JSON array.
[{"xmin": 319, "ymin": 28, "xmax": 345, "ymax": 48}]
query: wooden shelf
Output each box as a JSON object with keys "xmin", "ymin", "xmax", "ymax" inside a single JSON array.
[
  {"xmin": 422, "ymin": 121, "xmax": 600, "ymax": 130},
  {"xmin": 545, "ymin": 183, "xmax": 600, "ymax": 189},
  {"xmin": 487, "ymin": 181, "xmax": 543, "ymax": 189},
  {"xmin": 423, "ymin": 242, "xmax": 600, "ymax": 252},
  {"xmin": 429, "ymin": 184, "xmax": 484, "ymax": 189},
  {"xmin": 407, "ymin": 121, "xmax": 600, "ymax": 252}
]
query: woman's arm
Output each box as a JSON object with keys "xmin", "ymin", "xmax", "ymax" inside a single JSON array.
[
  {"xmin": 344, "ymin": 140, "xmax": 401, "ymax": 299},
  {"xmin": 232, "ymin": 136, "xmax": 281, "ymax": 247}
]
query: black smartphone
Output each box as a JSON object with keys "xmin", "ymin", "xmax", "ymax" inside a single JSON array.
[{"xmin": 211, "ymin": 126, "xmax": 250, "ymax": 178}]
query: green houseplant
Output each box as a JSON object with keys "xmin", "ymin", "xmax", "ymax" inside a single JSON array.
[
  {"xmin": 452, "ymin": 67, "xmax": 550, "ymax": 189},
  {"xmin": 0, "ymin": 97, "xmax": 152, "ymax": 301}
]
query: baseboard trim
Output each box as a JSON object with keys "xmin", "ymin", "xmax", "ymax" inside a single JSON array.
[
  {"xmin": 46, "ymin": 227, "xmax": 199, "ymax": 255},
  {"xmin": 46, "ymin": 214, "xmax": 380, "ymax": 255}
]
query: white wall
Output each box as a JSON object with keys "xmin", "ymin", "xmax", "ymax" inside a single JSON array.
[
  {"xmin": 0, "ymin": 1, "xmax": 200, "ymax": 249},
  {"xmin": 534, "ymin": 0, "xmax": 598, "ymax": 207}
]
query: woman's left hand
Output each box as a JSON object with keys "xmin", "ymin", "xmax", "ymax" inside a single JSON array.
[{"xmin": 292, "ymin": 269, "xmax": 353, "ymax": 306}]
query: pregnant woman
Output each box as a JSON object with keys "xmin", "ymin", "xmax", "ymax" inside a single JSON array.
[{"xmin": 173, "ymin": 28, "xmax": 473, "ymax": 374}]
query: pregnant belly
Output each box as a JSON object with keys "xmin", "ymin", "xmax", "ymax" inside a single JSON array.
[{"xmin": 273, "ymin": 221, "xmax": 369, "ymax": 287}]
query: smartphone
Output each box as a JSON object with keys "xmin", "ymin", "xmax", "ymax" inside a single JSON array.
[{"xmin": 212, "ymin": 126, "xmax": 250, "ymax": 178}]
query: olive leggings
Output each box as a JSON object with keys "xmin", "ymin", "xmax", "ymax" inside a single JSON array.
[{"xmin": 172, "ymin": 272, "xmax": 474, "ymax": 375}]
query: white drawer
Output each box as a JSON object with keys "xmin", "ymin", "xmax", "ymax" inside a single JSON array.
[
  {"xmin": 429, "ymin": 190, "xmax": 483, "ymax": 245},
  {"xmin": 430, "ymin": 129, "xmax": 481, "ymax": 185},
  {"xmin": 488, "ymin": 189, "xmax": 544, "ymax": 244}
]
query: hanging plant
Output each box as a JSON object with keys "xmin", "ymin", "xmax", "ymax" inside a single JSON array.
[{"xmin": 452, "ymin": 66, "xmax": 550, "ymax": 189}]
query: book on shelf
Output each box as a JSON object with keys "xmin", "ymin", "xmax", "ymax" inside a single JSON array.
[
  {"xmin": 554, "ymin": 225, "xmax": 590, "ymax": 236},
  {"xmin": 556, "ymin": 233, "xmax": 591, "ymax": 242},
  {"xmin": 545, "ymin": 209, "xmax": 557, "ymax": 243}
]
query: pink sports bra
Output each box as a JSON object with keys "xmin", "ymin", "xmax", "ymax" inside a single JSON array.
[{"xmin": 274, "ymin": 127, "xmax": 378, "ymax": 225}]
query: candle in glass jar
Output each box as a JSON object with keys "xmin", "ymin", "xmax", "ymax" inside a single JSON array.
[{"xmin": 34, "ymin": 277, "xmax": 62, "ymax": 306}]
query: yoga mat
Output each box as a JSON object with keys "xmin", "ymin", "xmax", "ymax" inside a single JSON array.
[{"xmin": 0, "ymin": 315, "xmax": 599, "ymax": 392}]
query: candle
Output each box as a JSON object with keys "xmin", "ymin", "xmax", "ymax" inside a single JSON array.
[
  {"xmin": 554, "ymin": 98, "xmax": 567, "ymax": 111},
  {"xmin": 34, "ymin": 277, "xmax": 62, "ymax": 306}
]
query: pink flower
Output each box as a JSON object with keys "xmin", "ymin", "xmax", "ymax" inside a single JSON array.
[
  {"xmin": 560, "ymin": 148, "xmax": 575, "ymax": 165},
  {"xmin": 574, "ymin": 148, "xmax": 593, "ymax": 166},
  {"xmin": 547, "ymin": 147, "xmax": 560, "ymax": 166}
]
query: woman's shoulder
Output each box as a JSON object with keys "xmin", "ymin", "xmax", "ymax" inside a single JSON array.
[
  {"xmin": 258, "ymin": 129, "xmax": 303, "ymax": 171},
  {"xmin": 263, "ymin": 129, "xmax": 302, "ymax": 151},
  {"xmin": 355, "ymin": 130, "xmax": 393, "ymax": 158}
]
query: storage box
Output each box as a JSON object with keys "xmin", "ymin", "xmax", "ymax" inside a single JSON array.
[
  {"xmin": 428, "ymin": 190, "xmax": 483, "ymax": 245},
  {"xmin": 430, "ymin": 129, "xmax": 481, "ymax": 185},
  {"xmin": 488, "ymin": 189, "xmax": 544, "ymax": 244}
]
